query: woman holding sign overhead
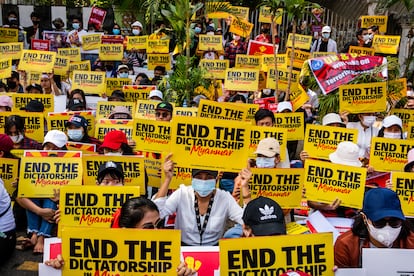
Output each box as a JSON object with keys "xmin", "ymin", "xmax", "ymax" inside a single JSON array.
[{"xmin": 154, "ymin": 154, "xmax": 244, "ymax": 246}]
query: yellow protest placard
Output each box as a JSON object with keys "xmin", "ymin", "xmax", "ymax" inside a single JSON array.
[
  {"xmin": 147, "ymin": 54, "xmax": 171, "ymax": 71},
  {"xmin": 18, "ymin": 155, "xmax": 83, "ymax": 198},
  {"xmin": 267, "ymin": 67, "xmax": 299, "ymax": 91},
  {"xmin": 53, "ymin": 55, "xmax": 70, "ymax": 76},
  {"xmin": 122, "ymin": 85, "xmax": 155, "ymax": 102},
  {"xmin": 391, "ymin": 108, "xmax": 414, "ymax": 131},
  {"xmin": 47, "ymin": 111, "xmax": 95, "ymax": 137},
  {"xmin": 82, "ymin": 155, "xmax": 145, "ymax": 191},
  {"xmin": 175, "ymin": 107, "xmax": 198, "ymax": 117},
  {"xmin": 286, "ymin": 33, "xmax": 313, "ymax": 50},
  {"xmin": 229, "ymin": 16, "xmax": 254, "ymax": 38},
  {"xmin": 286, "ymin": 47, "xmax": 311, "ymax": 69},
  {"xmin": 66, "ymin": 142, "xmax": 96, "ymax": 153},
  {"xmin": 0, "ymin": 42, "xmax": 23, "ymax": 60},
  {"xmin": 144, "ymin": 152, "xmax": 163, "ymax": 188},
  {"xmin": 290, "ymin": 85, "xmax": 309, "ymax": 111},
  {"xmin": 135, "ymin": 100, "xmax": 159, "ymax": 119},
  {"xmin": 71, "ymin": 71, "xmax": 106, "ymax": 95},
  {"xmin": 132, "ymin": 119, "xmax": 171, "ymax": 153},
  {"xmin": 99, "ymin": 44, "xmax": 124, "ymax": 61},
  {"xmin": 96, "ymin": 101, "xmax": 135, "ymax": 120},
  {"xmin": 197, "ymin": 98, "xmax": 249, "ymax": 121},
  {"xmin": 69, "ymin": 60, "xmax": 91, "ymax": 72},
  {"xmin": 12, "ymin": 94, "xmax": 54, "ymax": 113},
  {"xmin": 18, "ymin": 50, "xmax": 56, "ymax": 73},
  {"xmin": 206, "ymin": 2, "xmax": 231, "ymax": 18},
  {"xmin": 106, "ymin": 78, "xmax": 132, "ymax": 94},
  {"xmin": 61, "ymin": 227, "xmax": 181, "ymax": 276},
  {"xmin": 0, "ymin": 158, "xmax": 20, "ymax": 195},
  {"xmin": 81, "ymin": 33, "xmax": 101, "ymax": 50},
  {"xmin": 349, "ymin": 46, "xmax": 375, "ymax": 56},
  {"xmin": 408, "ymin": 122, "xmax": 414, "ymax": 140},
  {"xmin": 26, "ymin": 71, "xmax": 42, "ymax": 84},
  {"xmin": 286, "ymin": 221, "xmax": 310, "ymax": 235},
  {"xmin": 258, "ymin": 7, "xmax": 283, "ymax": 24},
  {"xmin": 369, "ymin": 137, "xmax": 414, "ymax": 172},
  {"xmin": 170, "ymin": 116, "xmax": 251, "ymax": 171},
  {"xmin": 372, "ymin": 35, "xmax": 400, "ymax": 55},
  {"xmin": 393, "ymin": 172, "xmax": 414, "ymax": 217},
  {"xmin": 224, "ymin": 68, "xmax": 259, "ymax": 92},
  {"xmin": 220, "ymin": 233, "xmax": 334, "ymax": 276},
  {"xmin": 261, "ymin": 54, "xmax": 286, "ymax": 72},
  {"xmin": 59, "ymin": 186, "xmax": 140, "ymax": 227},
  {"xmin": 0, "ymin": 58, "xmax": 12, "ymax": 79},
  {"xmin": 249, "ymin": 168, "xmax": 304, "ymax": 208},
  {"xmin": 304, "ymin": 159, "xmax": 366, "ymax": 209},
  {"xmin": 274, "ymin": 112, "xmax": 304, "ymax": 141},
  {"xmin": 199, "ymin": 59, "xmax": 229, "ymax": 79},
  {"xmin": 339, "ymin": 82, "xmax": 387, "ymax": 113},
  {"xmin": 198, "ymin": 35, "xmax": 223, "ymax": 52},
  {"xmin": 231, "ymin": 6, "xmax": 249, "ymax": 20},
  {"xmin": 237, "ymin": 102, "xmax": 260, "ymax": 122},
  {"xmin": 0, "ymin": 111, "xmax": 44, "ymax": 142},
  {"xmin": 58, "ymin": 47, "xmax": 81, "ymax": 62},
  {"xmin": 248, "ymin": 126, "xmax": 287, "ymax": 161},
  {"xmin": 304, "ymin": 124, "xmax": 358, "ymax": 160},
  {"xmin": 0, "ymin": 27, "xmax": 18, "ymax": 42},
  {"xmin": 147, "ymin": 39, "xmax": 170, "ymax": 54},
  {"xmin": 388, "ymin": 78, "xmax": 407, "ymax": 105},
  {"xmin": 235, "ymin": 54, "xmax": 261, "ymax": 69},
  {"xmin": 361, "ymin": 15, "xmax": 388, "ymax": 33},
  {"xmin": 160, "ymin": 165, "xmax": 192, "ymax": 190},
  {"xmin": 94, "ymin": 123, "xmax": 133, "ymax": 142},
  {"xmin": 126, "ymin": 35, "xmax": 148, "ymax": 50},
  {"xmin": 311, "ymin": 52, "xmax": 336, "ymax": 58}
]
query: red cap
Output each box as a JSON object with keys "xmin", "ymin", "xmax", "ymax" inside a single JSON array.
[
  {"xmin": 0, "ymin": 134, "xmax": 14, "ymax": 153},
  {"xmin": 100, "ymin": 130, "xmax": 128, "ymax": 150}
]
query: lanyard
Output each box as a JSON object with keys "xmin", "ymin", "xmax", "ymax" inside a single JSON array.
[{"xmin": 194, "ymin": 192, "xmax": 215, "ymax": 246}]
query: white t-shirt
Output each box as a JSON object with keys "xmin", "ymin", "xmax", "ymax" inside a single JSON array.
[
  {"xmin": 0, "ymin": 179, "xmax": 15, "ymax": 233},
  {"xmin": 347, "ymin": 121, "xmax": 379, "ymax": 159},
  {"xmin": 154, "ymin": 185, "xmax": 243, "ymax": 246}
]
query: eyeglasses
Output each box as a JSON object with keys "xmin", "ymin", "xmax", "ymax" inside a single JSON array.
[
  {"xmin": 142, "ymin": 218, "xmax": 165, "ymax": 229},
  {"xmin": 155, "ymin": 111, "xmax": 170, "ymax": 118},
  {"xmin": 372, "ymin": 218, "xmax": 402, "ymax": 229}
]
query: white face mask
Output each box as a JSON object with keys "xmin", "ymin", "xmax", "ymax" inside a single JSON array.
[
  {"xmin": 367, "ymin": 222, "xmax": 401, "ymax": 247},
  {"xmin": 362, "ymin": 115, "xmax": 376, "ymax": 127},
  {"xmin": 132, "ymin": 29, "xmax": 140, "ymax": 35},
  {"xmin": 322, "ymin": 33, "xmax": 330, "ymax": 39},
  {"xmin": 105, "ymin": 152, "xmax": 123, "ymax": 156},
  {"xmin": 67, "ymin": 129, "xmax": 84, "ymax": 141},
  {"xmin": 363, "ymin": 34, "xmax": 370, "ymax": 42},
  {"xmin": 192, "ymin": 179, "xmax": 216, "ymax": 197},
  {"xmin": 383, "ymin": 132, "xmax": 401, "ymax": 139},
  {"xmin": 256, "ymin": 157, "xmax": 276, "ymax": 168},
  {"xmin": 10, "ymin": 134, "xmax": 24, "ymax": 144}
]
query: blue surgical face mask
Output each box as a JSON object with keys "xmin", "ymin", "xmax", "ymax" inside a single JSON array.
[
  {"xmin": 132, "ymin": 29, "xmax": 140, "ymax": 35},
  {"xmin": 194, "ymin": 27, "xmax": 202, "ymax": 34},
  {"xmin": 192, "ymin": 179, "xmax": 216, "ymax": 197},
  {"xmin": 67, "ymin": 129, "xmax": 84, "ymax": 141},
  {"xmin": 256, "ymin": 157, "xmax": 276, "ymax": 168},
  {"xmin": 322, "ymin": 33, "xmax": 330, "ymax": 39},
  {"xmin": 72, "ymin": 23, "xmax": 80, "ymax": 30},
  {"xmin": 119, "ymin": 72, "xmax": 129, "ymax": 78},
  {"xmin": 113, "ymin": 29, "xmax": 121, "ymax": 35}
]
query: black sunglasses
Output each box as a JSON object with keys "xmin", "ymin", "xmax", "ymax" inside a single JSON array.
[
  {"xmin": 372, "ymin": 218, "xmax": 402, "ymax": 229},
  {"xmin": 142, "ymin": 218, "xmax": 165, "ymax": 229},
  {"xmin": 155, "ymin": 111, "xmax": 170, "ymax": 118}
]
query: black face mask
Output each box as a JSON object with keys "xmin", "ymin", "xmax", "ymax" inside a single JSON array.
[
  {"xmin": 32, "ymin": 20, "xmax": 40, "ymax": 25},
  {"xmin": 261, "ymin": 28, "xmax": 270, "ymax": 34},
  {"xmin": 54, "ymin": 23, "xmax": 62, "ymax": 29},
  {"xmin": 7, "ymin": 81, "xmax": 17, "ymax": 89}
]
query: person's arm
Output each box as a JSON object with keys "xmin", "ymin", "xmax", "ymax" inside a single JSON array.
[
  {"xmin": 307, "ymin": 198, "xmax": 341, "ymax": 211},
  {"xmin": 16, "ymin": 197, "xmax": 55, "ymax": 222},
  {"xmin": 154, "ymin": 153, "xmax": 173, "ymax": 199},
  {"xmin": 49, "ymin": 73, "xmax": 62, "ymax": 96}
]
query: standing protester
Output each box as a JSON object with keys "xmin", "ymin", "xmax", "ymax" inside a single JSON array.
[{"xmin": 310, "ymin": 26, "xmax": 338, "ymax": 53}]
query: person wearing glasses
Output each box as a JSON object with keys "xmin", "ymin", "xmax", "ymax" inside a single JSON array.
[
  {"xmin": 334, "ymin": 188, "xmax": 414, "ymax": 268},
  {"xmin": 155, "ymin": 101, "xmax": 173, "ymax": 122},
  {"xmin": 47, "ymin": 197, "xmax": 197, "ymax": 275}
]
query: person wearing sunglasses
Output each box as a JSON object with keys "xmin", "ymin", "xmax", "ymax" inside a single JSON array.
[
  {"xmin": 46, "ymin": 197, "xmax": 197, "ymax": 275},
  {"xmin": 334, "ymin": 188, "xmax": 414, "ymax": 268},
  {"xmin": 155, "ymin": 101, "xmax": 173, "ymax": 122}
]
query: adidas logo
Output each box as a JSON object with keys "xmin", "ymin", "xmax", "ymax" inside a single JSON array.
[{"xmin": 259, "ymin": 204, "xmax": 277, "ymax": 220}]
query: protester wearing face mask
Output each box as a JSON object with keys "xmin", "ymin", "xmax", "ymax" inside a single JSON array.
[
  {"xmin": 65, "ymin": 115, "xmax": 102, "ymax": 149},
  {"xmin": 378, "ymin": 115, "xmax": 404, "ymax": 139},
  {"xmin": 111, "ymin": 23, "xmax": 122, "ymax": 35},
  {"xmin": 155, "ymin": 158, "xmax": 243, "ymax": 246},
  {"xmin": 5, "ymin": 115, "xmax": 42, "ymax": 149},
  {"xmin": 310, "ymin": 26, "xmax": 338, "ymax": 53},
  {"xmin": 341, "ymin": 28, "xmax": 369, "ymax": 53},
  {"xmin": 6, "ymin": 71, "xmax": 24, "ymax": 93},
  {"xmin": 344, "ymin": 112, "xmax": 379, "ymax": 161},
  {"xmin": 334, "ymin": 188, "xmax": 414, "ymax": 268},
  {"xmin": 224, "ymin": 32, "xmax": 248, "ymax": 67},
  {"xmin": 100, "ymin": 130, "xmax": 135, "ymax": 156},
  {"xmin": 131, "ymin": 21, "xmax": 143, "ymax": 36},
  {"xmin": 24, "ymin": 12, "xmax": 43, "ymax": 47},
  {"xmin": 255, "ymin": 23, "xmax": 272, "ymax": 43},
  {"xmin": 117, "ymin": 64, "xmax": 130, "ymax": 79}
]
